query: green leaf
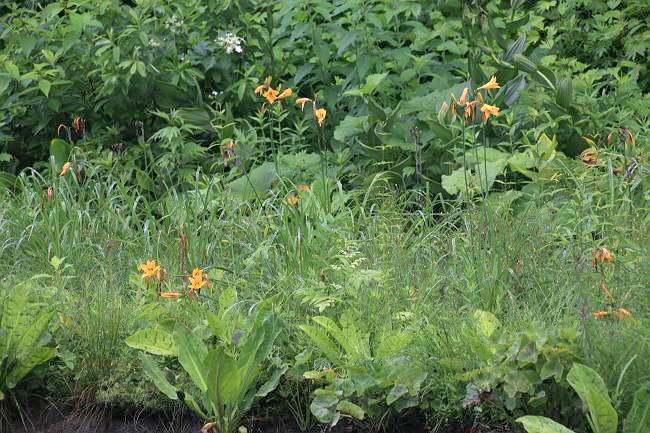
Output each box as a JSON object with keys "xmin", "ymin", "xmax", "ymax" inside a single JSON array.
[
  {"xmin": 517, "ymin": 416, "xmax": 576, "ymax": 433},
  {"xmin": 376, "ymin": 331, "xmax": 413, "ymax": 359},
  {"xmin": 567, "ymin": 363, "xmax": 618, "ymax": 433},
  {"xmin": 504, "ymin": 35, "xmax": 527, "ymax": 61},
  {"xmin": 299, "ymin": 324, "xmax": 341, "ymax": 363},
  {"xmin": 16, "ymin": 310, "xmax": 53, "ymax": 356},
  {"xmin": 139, "ymin": 352, "xmax": 178, "ymax": 400},
  {"xmin": 0, "ymin": 74, "xmax": 11, "ymax": 95},
  {"xmin": 227, "ymin": 162, "xmax": 277, "ymax": 201},
  {"xmin": 337, "ymin": 400, "xmax": 365, "ymax": 420},
  {"xmin": 556, "ymin": 77, "xmax": 573, "ymax": 111},
  {"xmin": 49, "ymin": 138, "xmax": 70, "ymax": 168},
  {"xmin": 343, "ymin": 72, "xmax": 389, "ymax": 97},
  {"xmin": 624, "ymin": 384, "xmax": 650, "ymax": 433},
  {"xmin": 19, "ymin": 35, "xmax": 37, "ymax": 56},
  {"xmin": 38, "ymin": 80, "xmax": 51, "ymax": 97},
  {"xmin": 5, "ymin": 62, "xmax": 20, "ymax": 80},
  {"xmin": 473, "ymin": 310, "xmax": 500, "ymax": 338},
  {"xmin": 174, "ymin": 323, "xmax": 209, "ymax": 392},
  {"xmin": 541, "ymin": 352, "xmax": 564, "ymax": 382},
  {"xmin": 334, "ymin": 115, "xmax": 367, "ymax": 142},
  {"xmin": 255, "ymin": 366, "xmax": 288, "ymax": 397},
  {"xmin": 125, "ymin": 328, "xmax": 177, "ymax": 356},
  {"xmin": 6, "ymin": 347, "xmax": 57, "ymax": 389}
]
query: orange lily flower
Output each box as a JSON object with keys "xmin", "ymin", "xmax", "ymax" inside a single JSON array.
[
  {"xmin": 478, "ymin": 75, "xmax": 500, "ymax": 91},
  {"xmin": 314, "ymin": 108, "xmax": 327, "ymax": 127},
  {"xmin": 160, "ymin": 292, "xmax": 183, "ymax": 298},
  {"xmin": 60, "ymin": 162, "xmax": 71, "ymax": 176},
  {"xmin": 480, "ymin": 104, "xmax": 500, "ymax": 122},
  {"xmin": 296, "ymin": 97, "xmax": 311, "ymax": 111},
  {"xmin": 139, "ymin": 260, "xmax": 161, "ymax": 281},
  {"xmin": 189, "ymin": 267, "xmax": 207, "ymax": 291},
  {"xmin": 263, "ymin": 87, "xmax": 279, "ymax": 105},
  {"xmin": 296, "ymin": 183, "xmax": 310, "ymax": 192},
  {"xmin": 616, "ymin": 308, "xmax": 631, "ymax": 319},
  {"xmin": 592, "ymin": 311, "xmax": 610, "ymax": 319},
  {"xmin": 278, "ymin": 88, "xmax": 292, "ymax": 99},
  {"xmin": 602, "ymin": 248, "xmax": 613, "ymax": 263},
  {"xmin": 451, "ymin": 87, "xmax": 470, "ymax": 107},
  {"xmin": 285, "ymin": 194, "xmax": 299, "ymax": 205}
]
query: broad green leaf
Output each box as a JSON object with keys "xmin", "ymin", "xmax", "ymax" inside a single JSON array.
[
  {"xmin": 376, "ymin": 331, "xmax": 413, "ymax": 359},
  {"xmin": 541, "ymin": 352, "xmax": 564, "ymax": 382},
  {"xmin": 19, "ymin": 35, "xmax": 37, "ymax": 56},
  {"xmin": 299, "ymin": 324, "xmax": 341, "ymax": 363},
  {"xmin": 255, "ymin": 366, "xmax": 288, "ymax": 397},
  {"xmin": 49, "ymin": 138, "xmax": 69, "ymax": 168},
  {"xmin": 16, "ymin": 310, "xmax": 53, "ymax": 356},
  {"xmin": 125, "ymin": 328, "xmax": 177, "ymax": 356},
  {"xmin": 337, "ymin": 400, "xmax": 365, "ymax": 420},
  {"xmin": 312, "ymin": 316, "xmax": 355, "ymax": 358},
  {"xmin": 6, "ymin": 347, "xmax": 57, "ymax": 389},
  {"xmin": 624, "ymin": 384, "xmax": 650, "ymax": 433},
  {"xmin": 567, "ymin": 363, "xmax": 618, "ymax": 433},
  {"xmin": 174, "ymin": 323, "xmax": 209, "ymax": 392},
  {"xmin": 343, "ymin": 72, "xmax": 389, "ymax": 97},
  {"xmin": 517, "ymin": 416, "xmax": 576, "ymax": 433},
  {"xmin": 227, "ymin": 162, "xmax": 277, "ymax": 201},
  {"xmin": 5, "ymin": 62, "xmax": 20, "ymax": 80},
  {"xmin": 139, "ymin": 353, "xmax": 178, "ymax": 400},
  {"xmin": 334, "ymin": 115, "xmax": 367, "ymax": 142},
  {"xmin": 0, "ymin": 74, "xmax": 10, "ymax": 95},
  {"xmin": 38, "ymin": 80, "xmax": 51, "ymax": 98},
  {"xmin": 473, "ymin": 310, "xmax": 500, "ymax": 338}
]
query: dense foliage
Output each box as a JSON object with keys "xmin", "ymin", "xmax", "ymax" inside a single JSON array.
[{"xmin": 1, "ymin": 1, "xmax": 649, "ymax": 433}]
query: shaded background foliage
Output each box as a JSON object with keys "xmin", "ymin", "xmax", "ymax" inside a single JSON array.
[{"xmin": 1, "ymin": 0, "xmax": 649, "ymax": 195}]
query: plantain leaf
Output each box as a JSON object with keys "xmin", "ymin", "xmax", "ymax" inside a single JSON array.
[
  {"xmin": 517, "ymin": 416, "xmax": 576, "ymax": 433},
  {"xmin": 6, "ymin": 347, "xmax": 57, "ymax": 389},
  {"xmin": 174, "ymin": 323, "xmax": 209, "ymax": 392},
  {"xmin": 337, "ymin": 400, "xmax": 365, "ymax": 420},
  {"xmin": 139, "ymin": 352, "xmax": 178, "ymax": 400},
  {"xmin": 125, "ymin": 327, "xmax": 177, "ymax": 356},
  {"xmin": 624, "ymin": 384, "xmax": 650, "ymax": 433},
  {"xmin": 567, "ymin": 363, "xmax": 618, "ymax": 433}
]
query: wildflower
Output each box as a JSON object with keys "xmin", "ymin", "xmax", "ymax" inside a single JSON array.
[
  {"xmin": 296, "ymin": 97, "xmax": 311, "ymax": 111},
  {"xmin": 616, "ymin": 308, "xmax": 631, "ymax": 319},
  {"xmin": 278, "ymin": 88, "xmax": 292, "ymax": 99},
  {"xmin": 580, "ymin": 148, "xmax": 598, "ymax": 165},
  {"xmin": 255, "ymin": 76, "xmax": 272, "ymax": 95},
  {"xmin": 464, "ymin": 101, "xmax": 473, "ymax": 119},
  {"xmin": 139, "ymin": 260, "xmax": 161, "ymax": 281},
  {"xmin": 480, "ymin": 104, "xmax": 500, "ymax": 122},
  {"xmin": 286, "ymin": 194, "xmax": 299, "ymax": 205},
  {"xmin": 263, "ymin": 87, "xmax": 279, "ymax": 104},
  {"xmin": 478, "ymin": 75, "xmax": 500, "ymax": 91},
  {"xmin": 189, "ymin": 267, "xmax": 207, "ymax": 291},
  {"xmin": 451, "ymin": 87, "xmax": 470, "ymax": 108},
  {"xmin": 592, "ymin": 247, "xmax": 613, "ymax": 265},
  {"xmin": 160, "ymin": 292, "xmax": 183, "ymax": 298},
  {"xmin": 592, "ymin": 310, "xmax": 610, "ymax": 319},
  {"xmin": 297, "ymin": 183, "xmax": 310, "ymax": 192},
  {"xmin": 602, "ymin": 248, "xmax": 613, "ymax": 263},
  {"xmin": 47, "ymin": 186, "xmax": 54, "ymax": 203},
  {"xmin": 216, "ymin": 32, "xmax": 244, "ymax": 54},
  {"xmin": 60, "ymin": 162, "xmax": 71, "ymax": 176},
  {"xmin": 314, "ymin": 108, "xmax": 327, "ymax": 127}
]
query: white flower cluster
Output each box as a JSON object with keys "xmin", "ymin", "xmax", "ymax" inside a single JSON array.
[
  {"xmin": 217, "ymin": 32, "xmax": 244, "ymax": 54},
  {"xmin": 165, "ymin": 15, "xmax": 184, "ymax": 33}
]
